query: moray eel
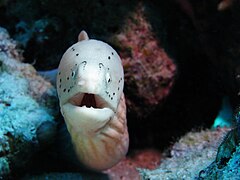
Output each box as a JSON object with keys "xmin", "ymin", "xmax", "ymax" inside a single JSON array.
[{"xmin": 56, "ymin": 31, "xmax": 129, "ymax": 171}]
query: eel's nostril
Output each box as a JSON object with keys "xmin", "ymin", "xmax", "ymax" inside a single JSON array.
[{"xmin": 99, "ymin": 63, "xmax": 104, "ymax": 69}]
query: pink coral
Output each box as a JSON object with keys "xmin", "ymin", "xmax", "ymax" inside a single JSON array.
[{"xmin": 111, "ymin": 3, "xmax": 176, "ymax": 116}]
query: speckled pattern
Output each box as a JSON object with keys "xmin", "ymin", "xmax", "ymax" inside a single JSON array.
[
  {"xmin": 57, "ymin": 39, "xmax": 124, "ymax": 110},
  {"xmin": 56, "ymin": 32, "xmax": 129, "ymax": 171}
]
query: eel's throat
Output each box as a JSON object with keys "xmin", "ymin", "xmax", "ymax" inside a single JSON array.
[
  {"xmin": 62, "ymin": 92, "xmax": 114, "ymax": 135},
  {"xmin": 68, "ymin": 93, "xmax": 110, "ymax": 109}
]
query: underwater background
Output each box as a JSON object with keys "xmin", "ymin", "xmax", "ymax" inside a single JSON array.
[{"xmin": 0, "ymin": 0, "xmax": 240, "ymax": 179}]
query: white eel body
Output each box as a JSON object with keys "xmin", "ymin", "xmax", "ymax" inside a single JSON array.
[{"xmin": 56, "ymin": 31, "xmax": 129, "ymax": 171}]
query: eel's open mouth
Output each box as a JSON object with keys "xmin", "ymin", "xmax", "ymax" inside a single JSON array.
[
  {"xmin": 68, "ymin": 93, "xmax": 109, "ymax": 109},
  {"xmin": 63, "ymin": 92, "xmax": 114, "ymax": 126}
]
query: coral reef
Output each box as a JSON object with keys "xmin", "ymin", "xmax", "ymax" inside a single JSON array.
[
  {"xmin": 198, "ymin": 131, "xmax": 240, "ymax": 179},
  {"xmin": 0, "ymin": 27, "xmax": 22, "ymax": 60},
  {"xmin": 111, "ymin": 3, "xmax": 176, "ymax": 118},
  {"xmin": 106, "ymin": 149, "xmax": 161, "ymax": 180},
  {"xmin": 198, "ymin": 112, "xmax": 240, "ymax": 179},
  {"xmin": 2, "ymin": 0, "xmax": 235, "ymax": 151},
  {"xmin": 0, "ymin": 27, "xmax": 57, "ymax": 178},
  {"xmin": 1, "ymin": 1, "xmax": 240, "ymax": 178},
  {"xmin": 139, "ymin": 128, "xmax": 230, "ymax": 179}
]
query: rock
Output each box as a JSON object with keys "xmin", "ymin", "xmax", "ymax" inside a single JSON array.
[
  {"xmin": 0, "ymin": 27, "xmax": 57, "ymax": 178},
  {"xmin": 0, "ymin": 27, "xmax": 23, "ymax": 60},
  {"xmin": 198, "ymin": 112, "xmax": 240, "ymax": 179},
  {"xmin": 138, "ymin": 128, "xmax": 230, "ymax": 179},
  {"xmin": 110, "ymin": 3, "xmax": 176, "ymax": 118},
  {"xmin": 198, "ymin": 130, "xmax": 240, "ymax": 179},
  {"xmin": 105, "ymin": 149, "xmax": 161, "ymax": 180}
]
